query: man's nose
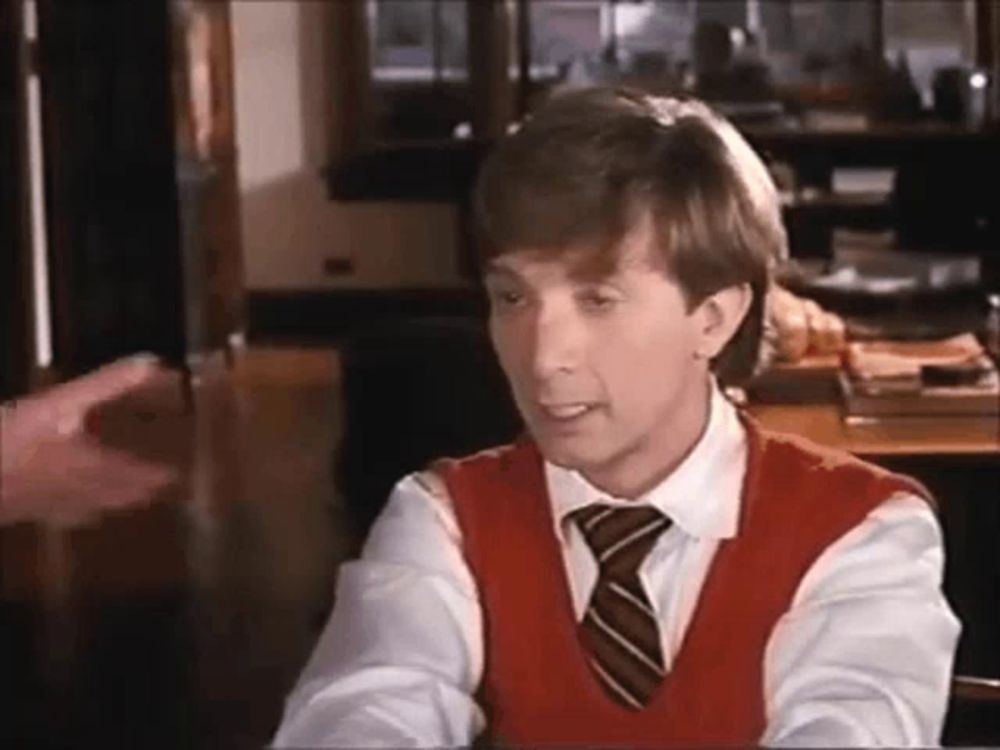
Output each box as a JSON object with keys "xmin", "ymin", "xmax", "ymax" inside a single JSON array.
[{"xmin": 530, "ymin": 305, "xmax": 583, "ymax": 380}]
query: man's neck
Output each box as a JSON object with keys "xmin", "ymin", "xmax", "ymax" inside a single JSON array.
[{"xmin": 580, "ymin": 379, "xmax": 713, "ymax": 500}]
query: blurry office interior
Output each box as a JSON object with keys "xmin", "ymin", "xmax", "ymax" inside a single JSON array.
[{"xmin": 2, "ymin": 1, "xmax": 1000, "ymax": 747}]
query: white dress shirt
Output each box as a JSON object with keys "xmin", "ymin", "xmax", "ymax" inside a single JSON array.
[{"xmin": 273, "ymin": 386, "xmax": 961, "ymax": 748}]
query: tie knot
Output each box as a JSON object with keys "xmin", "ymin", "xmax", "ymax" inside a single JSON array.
[{"xmin": 571, "ymin": 504, "xmax": 671, "ymax": 577}]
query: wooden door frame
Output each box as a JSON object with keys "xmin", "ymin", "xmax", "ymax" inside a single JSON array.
[
  {"xmin": 0, "ymin": 0, "xmax": 36, "ymax": 399},
  {"xmin": 170, "ymin": 0, "xmax": 247, "ymax": 357},
  {"xmin": 34, "ymin": 0, "xmax": 85, "ymax": 376}
]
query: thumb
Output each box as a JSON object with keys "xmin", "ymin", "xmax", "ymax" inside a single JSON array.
[{"xmin": 43, "ymin": 354, "xmax": 168, "ymax": 432}]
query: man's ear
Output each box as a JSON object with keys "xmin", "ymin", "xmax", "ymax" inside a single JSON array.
[{"xmin": 693, "ymin": 284, "xmax": 753, "ymax": 360}]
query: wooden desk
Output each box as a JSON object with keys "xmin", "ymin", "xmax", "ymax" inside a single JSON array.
[{"xmin": 748, "ymin": 402, "xmax": 1000, "ymax": 458}]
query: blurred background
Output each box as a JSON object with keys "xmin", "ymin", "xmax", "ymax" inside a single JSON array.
[{"xmin": 2, "ymin": 1, "xmax": 999, "ymax": 748}]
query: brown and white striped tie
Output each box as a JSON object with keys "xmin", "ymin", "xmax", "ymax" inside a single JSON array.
[{"xmin": 572, "ymin": 504, "xmax": 671, "ymax": 710}]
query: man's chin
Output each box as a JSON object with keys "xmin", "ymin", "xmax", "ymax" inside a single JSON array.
[{"xmin": 532, "ymin": 434, "xmax": 607, "ymax": 474}]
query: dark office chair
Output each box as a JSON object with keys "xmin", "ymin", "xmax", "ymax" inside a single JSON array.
[{"xmin": 335, "ymin": 316, "xmax": 522, "ymax": 547}]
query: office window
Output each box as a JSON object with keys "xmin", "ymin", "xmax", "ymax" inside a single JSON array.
[
  {"xmin": 357, "ymin": 0, "xmax": 982, "ymax": 143},
  {"xmin": 368, "ymin": 0, "xmax": 470, "ymax": 141},
  {"xmin": 883, "ymin": 0, "xmax": 976, "ymax": 106},
  {"xmin": 527, "ymin": 0, "xmax": 609, "ymax": 82},
  {"xmin": 518, "ymin": 1, "xmax": 693, "ymax": 95},
  {"xmin": 370, "ymin": 0, "xmax": 467, "ymax": 82}
]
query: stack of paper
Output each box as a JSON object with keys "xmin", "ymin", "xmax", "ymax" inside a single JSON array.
[{"xmin": 840, "ymin": 334, "xmax": 999, "ymax": 417}]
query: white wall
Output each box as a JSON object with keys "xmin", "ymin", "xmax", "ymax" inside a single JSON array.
[{"xmin": 230, "ymin": 1, "xmax": 464, "ymax": 290}]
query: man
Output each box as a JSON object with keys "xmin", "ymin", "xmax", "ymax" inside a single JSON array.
[{"xmin": 273, "ymin": 88, "xmax": 959, "ymax": 747}]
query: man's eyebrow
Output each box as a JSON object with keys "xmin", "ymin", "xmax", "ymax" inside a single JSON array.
[
  {"xmin": 483, "ymin": 261, "xmax": 520, "ymax": 279},
  {"xmin": 566, "ymin": 263, "xmax": 622, "ymax": 285}
]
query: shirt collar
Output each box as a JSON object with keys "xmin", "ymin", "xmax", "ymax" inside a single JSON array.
[{"xmin": 545, "ymin": 381, "xmax": 747, "ymax": 543}]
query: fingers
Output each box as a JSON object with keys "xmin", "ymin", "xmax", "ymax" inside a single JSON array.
[
  {"xmin": 3, "ymin": 355, "xmax": 182, "ymax": 481},
  {"xmin": 45, "ymin": 354, "xmax": 170, "ymax": 424},
  {"xmin": 0, "ymin": 437, "xmax": 179, "ymax": 526}
]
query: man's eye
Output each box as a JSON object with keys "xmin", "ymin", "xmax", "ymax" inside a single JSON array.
[
  {"xmin": 489, "ymin": 288, "xmax": 525, "ymax": 308},
  {"xmin": 578, "ymin": 290, "xmax": 618, "ymax": 311}
]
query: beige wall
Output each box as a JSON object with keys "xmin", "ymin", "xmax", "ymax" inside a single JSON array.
[{"xmin": 230, "ymin": 1, "xmax": 464, "ymax": 290}]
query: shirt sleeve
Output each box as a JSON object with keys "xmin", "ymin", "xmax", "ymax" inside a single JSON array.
[
  {"xmin": 271, "ymin": 474, "xmax": 485, "ymax": 748},
  {"xmin": 760, "ymin": 492, "xmax": 962, "ymax": 748}
]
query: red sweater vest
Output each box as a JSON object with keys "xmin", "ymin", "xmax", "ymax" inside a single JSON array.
[{"xmin": 435, "ymin": 415, "xmax": 930, "ymax": 747}]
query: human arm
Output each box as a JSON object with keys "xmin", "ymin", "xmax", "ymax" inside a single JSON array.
[
  {"xmin": 271, "ymin": 474, "xmax": 485, "ymax": 748},
  {"xmin": 1, "ymin": 355, "xmax": 179, "ymax": 523},
  {"xmin": 761, "ymin": 493, "xmax": 961, "ymax": 747}
]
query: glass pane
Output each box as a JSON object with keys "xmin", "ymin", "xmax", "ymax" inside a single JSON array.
[
  {"xmin": 517, "ymin": 0, "xmax": 977, "ymax": 124},
  {"xmin": 755, "ymin": 0, "xmax": 974, "ymax": 121},
  {"xmin": 883, "ymin": 0, "xmax": 975, "ymax": 107},
  {"xmin": 760, "ymin": 0, "xmax": 879, "ymax": 88},
  {"xmin": 368, "ymin": 0, "xmax": 471, "ymax": 141},
  {"xmin": 372, "ymin": 0, "xmax": 434, "ymax": 81},
  {"xmin": 371, "ymin": 0, "xmax": 467, "ymax": 82},
  {"xmin": 438, "ymin": 0, "xmax": 468, "ymax": 80},
  {"xmin": 614, "ymin": 1, "xmax": 695, "ymax": 88},
  {"xmin": 529, "ymin": 0, "xmax": 609, "ymax": 82}
]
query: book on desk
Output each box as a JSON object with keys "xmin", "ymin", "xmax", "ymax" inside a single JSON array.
[
  {"xmin": 748, "ymin": 333, "xmax": 1000, "ymax": 422},
  {"xmin": 840, "ymin": 335, "xmax": 1000, "ymax": 420}
]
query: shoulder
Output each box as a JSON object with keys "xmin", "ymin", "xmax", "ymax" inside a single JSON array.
[
  {"xmin": 415, "ymin": 442, "xmax": 529, "ymax": 524},
  {"xmin": 366, "ymin": 441, "xmax": 539, "ymax": 558},
  {"xmin": 751, "ymin": 420, "xmax": 932, "ymax": 506},
  {"xmin": 790, "ymin": 490, "xmax": 951, "ymax": 612},
  {"xmin": 424, "ymin": 440, "xmax": 549, "ymax": 543},
  {"xmin": 428, "ymin": 440, "xmax": 537, "ymax": 482}
]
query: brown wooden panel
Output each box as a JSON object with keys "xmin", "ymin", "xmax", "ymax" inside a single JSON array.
[
  {"xmin": 329, "ymin": 0, "xmax": 370, "ymax": 158},
  {"xmin": 170, "ymin": 0, "xmax": 246, "ymax": 353},
  {"xmin": 467, "ymin": 0, "xmax": 515, "ymax": 139}
]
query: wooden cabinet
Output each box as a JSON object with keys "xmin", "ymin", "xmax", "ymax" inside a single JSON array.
[{"xmin": 745, "ymin": 126, "xmax": 1000, "ymax": 272}]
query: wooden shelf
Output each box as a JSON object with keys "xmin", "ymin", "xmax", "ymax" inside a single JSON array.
[{"xmin": 745, "ymin": 124, "xmax": 1000, "ymax": 167}]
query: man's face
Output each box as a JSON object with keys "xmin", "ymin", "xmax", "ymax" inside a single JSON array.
[{"xmin": 485, "ymin": 216, "xmax": 714, "ymax": 497}]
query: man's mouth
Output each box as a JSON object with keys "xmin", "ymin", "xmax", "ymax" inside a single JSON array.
[{"xmin": 539, "ymin": 402, "xmax": 597, "ymax": 421}]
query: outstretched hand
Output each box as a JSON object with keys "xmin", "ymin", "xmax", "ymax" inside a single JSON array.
[{"xmin": 1, "ymin": 355, "xmax": 182, "ymax": 525}]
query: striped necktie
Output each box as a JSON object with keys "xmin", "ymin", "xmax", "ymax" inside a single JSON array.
[{"xmin": 572, "ymin": 504, "xmax": 672, "ymax": 710}]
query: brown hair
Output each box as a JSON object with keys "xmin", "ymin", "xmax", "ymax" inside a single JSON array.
[{"xmin": 472, "ymin": 87, "xmax": 787, "ymax": 386}]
